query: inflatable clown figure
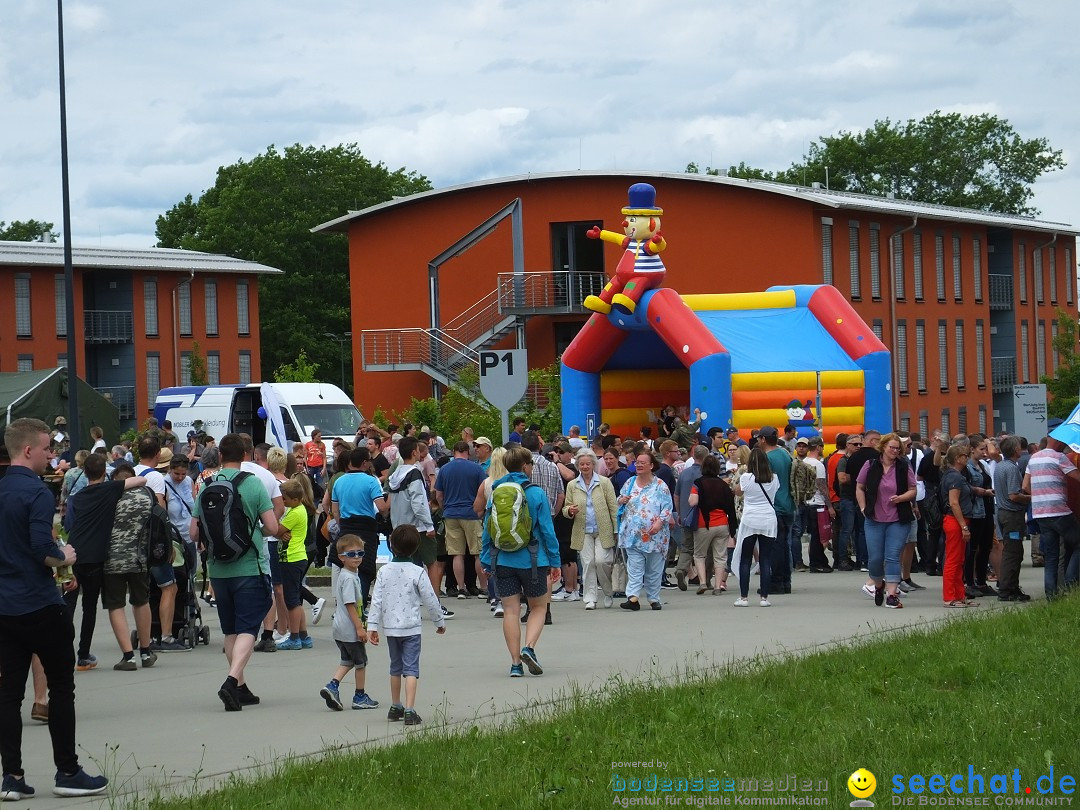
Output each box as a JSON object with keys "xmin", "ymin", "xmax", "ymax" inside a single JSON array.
[{"xmin": 583, "ymin": 182, "xmax": 668, "ymax": 315}]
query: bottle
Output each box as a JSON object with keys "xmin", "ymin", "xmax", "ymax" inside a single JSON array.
[{"xmin": 54, "ymin": 536, "xmax": 74, "ymax": 586}]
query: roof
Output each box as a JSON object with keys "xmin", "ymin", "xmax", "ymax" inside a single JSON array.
[
  {"xmin": 0, "ymin": 241, "xmax": 283, "ymax": 275},
  {"xmin": 311, "ymin": 169, "xmax": 1077, "ymax": 237}
]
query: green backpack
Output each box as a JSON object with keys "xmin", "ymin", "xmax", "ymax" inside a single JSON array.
[{"xmin": 487, "ymin": 480, "xmax": 540, "ymax": 584}]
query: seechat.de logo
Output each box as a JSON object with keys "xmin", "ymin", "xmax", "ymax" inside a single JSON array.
[{"xmin": 849, "ymin": 768, "xmax": 878, "ymax": 807}]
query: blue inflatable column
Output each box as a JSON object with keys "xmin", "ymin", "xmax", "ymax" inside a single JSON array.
[
  {"xmin": 689, "ymin": 352, "xmax": 732, "ymax": 434},
  {"xmin": 561, "ymin": 364, "xmax": 601, "ymax": 436}
]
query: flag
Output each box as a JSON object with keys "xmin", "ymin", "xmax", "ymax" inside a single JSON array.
[
  {"xmin": 260, "ymin": 383, "xmax": 289, "ymax": 449},
  {"xmin": 1049, "ymin": 402, "xmax": 1080, "ymax": 452}
]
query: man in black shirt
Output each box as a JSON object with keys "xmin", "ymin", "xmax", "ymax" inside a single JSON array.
[{"xmin": 62, "ymin": 457, "xmax": 146, "ymax": 671}]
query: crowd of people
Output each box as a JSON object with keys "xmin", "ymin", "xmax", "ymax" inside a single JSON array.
[{"xmin": 1, "ymin": 407, "xmax": 1076, "ymax": 801}]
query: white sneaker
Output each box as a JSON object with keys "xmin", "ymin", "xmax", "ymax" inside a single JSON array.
[
  {"xmin": 760, "ymin": 598, "xmax": 772, "ymax": 607},
  {"xmin": 550, "ymin": 589, "xmax": 570, "ymax": 601},
  {"xmin": 733, "ymin": 597, "xmax": 748, "ymax": 607},
  {"xmin": 584, "ymin": 601, "xmax": 596, "ymax": 610},
  {"xmin": 565, "ymin": 591, "xmax": 581, "ymax": 602},
  {"xmin": 602, "ymin": 595, "xmax": 613, "ymax": 609},
  {"xmin": 311, "ymin": 597, "xmax": 326, "ymax": 625},
  {"xmin": 493, "ymin": 603, "xmax": 504, "ymax": 618},
  {"xmin": 861, "ymin": 583, "xmax": 876, "ymax": 599},
  {"xmin": 272, "ymin": 631, "xmax": 288, "ymax": 644}
]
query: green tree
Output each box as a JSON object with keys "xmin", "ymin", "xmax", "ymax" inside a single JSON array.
[
  {"xmin": 691, "ymin": 112, "xmax": 1065, "ymax": 216},
  {"xmin": 1042, "ymin": 309, "xmax": 1080, "ymax": 419},
  {"xmin": 189, "ymin": 340, "xmax": 208, "ymax": 386},
  {"xmin": 273, "ymin": 348, "xmax": 320, "ymax": 383},
  {"xmin": 0, "ymin": 219, "xmax": 58, "ymax": 241},
  {"xmin": 155, "ymin": 144, "xmax": 431, "ymax": 384}
]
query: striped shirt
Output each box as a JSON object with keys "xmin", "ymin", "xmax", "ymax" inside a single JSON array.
[
  {"xmin": 628, "ymin": 242, "xmax": 665, "ymax": 274},
  {"xmin": 1027, "ymin": 449, "xmax": 1075, "ymax": 520}
]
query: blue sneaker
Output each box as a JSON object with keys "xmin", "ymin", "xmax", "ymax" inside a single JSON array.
[
  {"xmin": 1, "ymin": 773, "xmax": 35, "ymax": 801},
  {"xmin": 53, "ymin": 768, "xmax": 107, "ymax": 797},
  {"xmin": 509, "ymin": 663, "xmax": 524, "ymax": 677},
  {"xmin": 520, "ymin": 646, "xmax": 543, "ymax": 675},
  {"xmin": 352, "ymin": 692, "xmax": 379, "ymax": 710},
  {"xmin": 320, "ymin": 682, "xmax": 343, "ymax": 711},
  {"xmin": 300, "ymin": 636, "xmax": 313, "ymax": 649},
  {"xmin": 276, "ymin": 637, "xmax": 303, "ymax": 650}
]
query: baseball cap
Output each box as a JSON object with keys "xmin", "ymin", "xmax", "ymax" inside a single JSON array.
[
  {"xmin": 807, "ymin": 436, "xmax": 825, "ymax": 449},
  {"xmin": 795, "ymin": 436, "xmax": 809, "ymax": 446},
  {"xmin": 759, "ymin": 426, "xmax": 779, "ymax": 442},
  {"xmin": 726, "ymin": 426, "xmax": 739, "ymax": 434},
  {"xmin": 473, "ymin": 436, "xmax": 493, "ymax": 449},
  {"xmin": 557, "ymin": 441, "xmax": 573, "ymax": 454},
  {"xmin": 54, "ymin": 416, "xmax": 67, "ymax": 425},
  {"xmin": 187, "ymin": 430, "xmax": 198, "ymax": 440}
]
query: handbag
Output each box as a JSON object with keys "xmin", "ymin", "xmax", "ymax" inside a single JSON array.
[
  {"xmin": 815, "ymin": 506, "xmax": 832, "ymax": 547},
  {"xmin": 610, "ymin": 548, "xmax": 628, "ymax": 594}
]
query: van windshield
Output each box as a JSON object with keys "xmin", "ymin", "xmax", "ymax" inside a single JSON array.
[{"xmin": 291, "ymin": 403, "xmax": 364, "ymax": 438}]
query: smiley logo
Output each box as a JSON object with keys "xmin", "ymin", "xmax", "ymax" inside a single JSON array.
[{"xmin": 848, "ymin": 768, "xmax": 877, "ymax": 799}]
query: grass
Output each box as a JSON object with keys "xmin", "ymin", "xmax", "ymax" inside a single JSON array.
[{"xmin": 148, "ymin": 595, "xmax": 1080, "ymax": 809}]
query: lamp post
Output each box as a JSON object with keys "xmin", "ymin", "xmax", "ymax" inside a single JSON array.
[
  {"xmin": 323, "ymin": 332, "xmax": 352, "ymax": 390},
  {"xmin": 58, "ymin": 0, "xmax": 80, "ymax": 445}
]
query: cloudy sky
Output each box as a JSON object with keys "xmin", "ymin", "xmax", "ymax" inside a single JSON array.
[{"xmin": 1, "ymin": 0, "xmax": 1077, "ymax": 246}]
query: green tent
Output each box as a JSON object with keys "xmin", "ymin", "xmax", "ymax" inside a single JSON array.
[{"xmin": 0, "ymin": 368, "xmax": 121, "ymax": 450}]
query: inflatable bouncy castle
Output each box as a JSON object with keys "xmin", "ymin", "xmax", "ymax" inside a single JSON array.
[{"xmin": 560, "ymin": 184, "xmax": 892, "ymax": 443}]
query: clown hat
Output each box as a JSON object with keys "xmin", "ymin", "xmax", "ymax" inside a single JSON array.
[{"xmin": 621, "ymin": 182, "xmax": 663, "ymax": 216}]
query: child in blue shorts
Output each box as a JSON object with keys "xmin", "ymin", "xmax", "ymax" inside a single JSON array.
[{"xmin": 367, "ymin": 525, "xmax": 446, "ymax": 726}]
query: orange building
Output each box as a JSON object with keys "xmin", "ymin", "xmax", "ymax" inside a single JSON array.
[
  {"xmin": 315, "ymin": 170, "xmax": 1078, "ymax": 438},
  {"xmin": 0, "ymin": 241, "xmax": 280, "ymax": 430}
]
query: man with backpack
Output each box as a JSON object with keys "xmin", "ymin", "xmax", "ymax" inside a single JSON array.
[
  {"xmin": 480, "ymin": 446, "xmax": 560, "ymax": 677},
  {"xmin": 190, "ymin": 433, "xmax": 279, "ymax": 712},
  {"xmin": 788, "ymin": 437, "xmax": 818, "ymax": 571}
]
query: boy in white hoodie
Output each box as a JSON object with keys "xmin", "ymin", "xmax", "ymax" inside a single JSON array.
[{"xmin": 367, "ymin": 525, "xmax": 446, "ymax": 726}]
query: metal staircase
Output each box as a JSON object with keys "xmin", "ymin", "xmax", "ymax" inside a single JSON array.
[{"xmin": 359, "ymin": 271, "xmax": 606, "ymax": 398}]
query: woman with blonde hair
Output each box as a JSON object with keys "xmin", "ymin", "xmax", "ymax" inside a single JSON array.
[
  {"xmin": 474, "ymin": 446, "xmax": 509, "ymax": 615},
  {"xmin": 561, "ymin": 448, "xmax": 618, "ymax": 609}
]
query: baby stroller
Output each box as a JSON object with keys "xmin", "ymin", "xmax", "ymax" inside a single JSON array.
[{"xmin": 134, "ymin": 539, "xmax": 210, "ymax": 649}]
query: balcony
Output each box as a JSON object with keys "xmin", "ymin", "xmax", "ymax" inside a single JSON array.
[
  {"xmin": 84, "ymin": 310, "xmax": 133, "ymax": 344},
  {"xmin": 497, "ymin": 271, "xmax": 607, "ymax": 315},
  {"xmin": 988, "ymin": 274, "xmax": 1013, "ymax": 311},
  {"xmin": 95, "ymin": 385, "xmax": 136, "ymax": 420},
  {"xmin": 991, "ymin": 355, "xmax": 1016, "ymax": 393}
]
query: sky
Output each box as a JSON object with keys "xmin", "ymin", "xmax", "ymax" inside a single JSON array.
[{"xmin": 1, "ymin": 0, "xmax": 1078, "ymax": 247}]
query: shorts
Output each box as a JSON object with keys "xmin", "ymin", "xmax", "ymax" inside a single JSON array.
[
  {"xmin": 435, "ymin": 530, "xmax": 449, "ymax": 562},
  {"xmin": 335, "ymin": 639, "xmax": 368, "ymax": 669},
  {"xmin": 444, "ymin": 518, "xmax": 482, "ymax": 556},
  {"xmin": 413, "ymin": 532, "xmax": 437, "ymax": 567},
  {"xmin": 149, "ymin": 563, "xmax": 176, "ymax": 588},
  {"xmin": 267, "ymin": 541, "xmax": 282, "ymax": 585},
  {"xmin": 387, "ymin": 634, "xmax": 421, "ymax": 678},
  {"xmin": 494, "ymin": 564, "xmax": 551, "ymax": 600},
  {"xmin": 211, "ymin": 574, "xmax": 273, "ymax": 637},
  {"xmin": 557, "ymin": 534, "xmax": 579, "ymax": 564},
  {"xmin": 280, "ymin": 559, "xmax": 307, "ymax": 609},
  {"xmin": 102, "ymin": 572, "xmax": 149, "ymax": 610}
]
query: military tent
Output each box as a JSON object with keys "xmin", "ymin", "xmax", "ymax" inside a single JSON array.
[{"xmin": 0, "ymin": 368, "xmax": 120, "ymax": 449}]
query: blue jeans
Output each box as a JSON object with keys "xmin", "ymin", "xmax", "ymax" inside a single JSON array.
[
  {"xmin": 770, "ymin": 514, "xmax": 793, "ymax": 589},
  {"xmin": 625, "ymin": 547, "xmax": 665, "ymax": 603},
  {"xmin": 790, "ymin": 508, "xmax": 805, "ymax": 567},
  {"xmin": 863, "ymin": 518, "xmax": 910, "ymax": 584},
  {"xmin": 837, "ymin": 499, "xmax": 856, "ymax": 562},
  {"xmin": 1037, "ymin": 515, "xmax": 1080, "ymax": 599}
]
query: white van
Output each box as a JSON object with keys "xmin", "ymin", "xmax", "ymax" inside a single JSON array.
[{"xmin": 153, "ymin": 382, "xmax": 364, "ymax": 452}]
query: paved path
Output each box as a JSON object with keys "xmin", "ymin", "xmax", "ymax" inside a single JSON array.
[{"xmin": 15, "ymin": 560, "xmax": 1046, "ymax": 808}]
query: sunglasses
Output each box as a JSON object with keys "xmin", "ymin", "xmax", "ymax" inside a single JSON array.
[
  {"xmin": 848, "ymin": 442, "xmax": 862, "ymax": 447},
  {"xmin": 339, "ymin": 550, "xmax": 365, "ymax": 559}
]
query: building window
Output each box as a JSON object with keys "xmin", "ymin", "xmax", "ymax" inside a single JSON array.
[
  {"xmin": 54, "ymin": 275, "xmax": 66, "ymax": 337},
  {"xmin": 919, "ymin": 410, "xmax": 929, "ymax": 438},
  {"xmin": 1021, "ymin": 321, "xmax": 1030, "ymax": 383},
  {"xmin": 15, "ymin": 275, "xmax": 31, "ymax": 337},
  {"xmin": 17, "ymin": 355, "xmax": 33, "ymax": 372},
  {"xmin": 975, "ymin": 320, "xmax": 985, "ymax": 388},
  {"xmin": 935, "ymin": 234, "xmax": 946, "ymax": 302},
  {"xmin": 1019, "ymin": 243, "xmax": 1027, "ymax": 303},
  {"xmin": 178, "ymin": 282, "xmax": 192, "ymax": 336},
  {"xmin": 952, "ymin": 235, "xmax": 962, "ymax": 301},
  {"xmin": 915, "ymin": 321, "xmax": 926, "ymax": 393},
  {"xmin": 899, "ymin": 413, "xmax": 910, "ymax": 431},
  {"xmin": 1034, "ymin": 249, "xmax": 1044, "ymax": 304},
  {"xmin": 1067, "ymin": 247, "xmax": 1074, "ymax": 305},
  {"xmin": 57, "ymin": 354, "xmax": 67, "ymax": 368},
  {"xmin": 1052, "ymin": 320, "xmax": 1059, "ymax": 371},
  {"xmin": 848, "ymin": 222, "xmax": 861, "ymax": 300},
  {"xmin": 871, "ymin": 319, "xmax": 883, "ymax": 341},
  {"xmin": 821, "ymin": 218, "xmax": 833, "ymax": 285},
  {"xmin": 869, "ymin": 224, "xmax": 881, "ymax": 300},
  {"xmin": 941, "ymin": 409, "xmax": 950, "ymax": 436},
  {"xmin": 180, "ymin": 352, "xmax": 192, "ymax": 386},
  {"xmin": 978, "ymin": 405, "xmax": 987, "ymax": 435},
  {"xmin": 938, "ymin": 321, "xmax": 949, "ymax": 391},
  {"xmin": 913, "ymin": 232, "xmax": 924, "ymax": 301},
  {"xmin": 955, "ymin": 322, "xmax": 966, "ymax": 390},
  {"xmin": 146, "ymin": 353, "xmax": 160, "ymax": 411},
  {"xmin": 144, "ymin": 279, "xmax": 159, "ymax": 336},
  {"xmin": 238, "ymin": 351, "xmax": 252, "ymax": 384},
  {"xmin": 1037, "ymin": 320, "xmax": 1046, "ymax": 379},
  {"xmin": 973, "ymin": 237, "xmax": 983, "ymax": 302},
  {"xmin": 207, "ymin": 351, "xmax": 220, "ymax": 385},
  {"xmin": 896, "ymin": 321, "xmax": 908, "ymax": 394},
  {"xmin": 1049, "ymin": 247, "xmax": 1057, "ymax": 305},
  {"xmin": 204, "ymin": 279, "xmax": 218, "ymax": 336},
  {"xmin": 237, "ymin": 279, "xmax": 250, "ymax": 336},
  {"xmin": 893, "ymin": 233, "xmax": 905, "ymax": 300},
  {"xmin": 958, "ymin": 406, "xmax": 968, "ymax": 435}
]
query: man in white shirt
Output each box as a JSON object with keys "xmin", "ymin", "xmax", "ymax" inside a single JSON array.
[
  {"xmin": 243, "ymin": 438, "xmax": 284, "ymax": 652},
  {"xmin": 132, "ymin": 438, "xmax": 167, "ymax": 508},
  {"xmin": 898, "ymin": 432, "xmax": 926, "ymax": 593},
  {"xmin": 802, "ymin": 438, "xmax": 834, "ymax": 572}
]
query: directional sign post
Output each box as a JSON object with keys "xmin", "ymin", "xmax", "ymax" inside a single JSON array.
[
  {"xmin": 479, "ymin": 349, "xmax": 529, "ymax": 443},
  {"xmin": 1013, "ymin": 384, "xmax": 1048, "ymax": 442}
]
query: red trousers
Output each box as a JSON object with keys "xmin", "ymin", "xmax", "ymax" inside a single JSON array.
[{"xmin": 942, "ymin": 515, "xmax": 967, "ymax": 602}]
